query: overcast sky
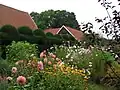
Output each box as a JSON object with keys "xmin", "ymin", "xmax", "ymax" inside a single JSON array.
[{"xmin": 0, "ymin": 0, "xmax": 119, "ymax": 37}]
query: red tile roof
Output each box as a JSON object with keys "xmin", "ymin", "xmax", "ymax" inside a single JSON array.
[
  {"xmin": 0, "ymin": 4, "xmax": 38, "ymax": 30},
  {"xmin": 44, "ymin": 26, "xmax": 84, "ymax": 41},
  {"xmin": 44, "ymin": 28, "xmax": 59, "ymax": 35},
  {"xmin": 65, "ymin": 26, "xmax": 84, "ymax": 40}
]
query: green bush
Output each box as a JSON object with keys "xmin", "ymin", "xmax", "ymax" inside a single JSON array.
[
  {"xmin": 46, "ymin": 32, "xmax": 54, "ymax": 37},
  {"xmin": 0, "ymin": 25, "xmax": 19, "ymax": 41},
  {"xmin": 8, "ymin": 71, "xmax": 86, "ymax": 90},
  {"xmin": 43, "ymin": 72, "xmax": 85, "ymax": 90},
  {"xmin": 33, "ymin": 29, "xmax": 46, "ymax": 37},
  {"xmin": 18, "ymin": 26, "xmax": 33, "ymax": 35},
  {"xmin": 0, "ymin": 60, "xmax": 11, "ymax": 76},
  {"xmin": 6, "ymin": 41, "xmax": 38, "ymax": 62}
]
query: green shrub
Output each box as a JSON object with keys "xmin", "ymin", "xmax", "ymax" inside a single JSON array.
[
  {"xmin": 0, "ymin": 25, "xmax": 19, "ymax": 41},
  {"xmin": 46, "ymin": 32, "xmax": 53, "ymax": 37},
  {"xmin": 6, "ymin": 41, "xmax": 38, "ymax": 62},
  {"xmin": 8, "ymin": 71, "xmax": 86, "ymax": 90},
  {"xmin": 43, "ymin": 72, "xmax": 85, "ymax": 90},
  {"xmin": 33, "ymin": 29, "xmax": 46, "ymax": 37},
  {"xmin": 0, "ymin": 60, "xmax": 10, "ymax": 76},
  {"xmin": 18, "ymin": 26, "xmax": 33, "ymax": 35}
]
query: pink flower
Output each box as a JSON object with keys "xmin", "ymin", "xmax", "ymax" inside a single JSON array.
[
  {"xmin": 40, "ymin": 50, "xmax": 46, "ymax": 58},
  {"xmin": 37, "ymin": 61, "xmax": 44, "ymax": 70},
  {"xmin": 11, "ymin": 67, "xmax": 17, "ymax": 73},
  {"xmin": 51, "ymin": 54, "xmax": 56, "ymax": 58},
  {"xmin": 57, "ymin": 60, "xmax": 62, "ymax": 65},
  {"xmin": 48, "ymin": 61, "xmax": 52, "ymax": 65},
  {"xmin": 49, "ymin": 53, "xmax": 56, "ymax": 59},
  {"xmin": 17, "ymin": 76, "xmax": 26, "ymax": 85}
]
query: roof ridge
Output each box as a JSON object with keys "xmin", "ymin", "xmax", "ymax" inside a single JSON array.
[
  {"xmin": 44, "ymin": 27, "xmax": 60, "ymax": 30},
  {"xmin": 0, "ymin": 4, "xmax": 27, "ymax": 13}
]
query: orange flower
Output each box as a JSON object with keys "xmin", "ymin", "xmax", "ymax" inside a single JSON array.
[
  {"xmin": 11, "ymin": 67, "xmax": 17, "ymax": 73},
  {"xmin": 17, "ymin": 76, "xmax": 26, "ymax": 85}
]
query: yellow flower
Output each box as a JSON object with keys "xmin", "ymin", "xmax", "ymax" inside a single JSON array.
[{"xmin": 80, "ymin": 73, "xmax": 86, "ymax": 76}]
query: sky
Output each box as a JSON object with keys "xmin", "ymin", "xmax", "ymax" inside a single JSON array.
[{"xmin": 0, "ymin": 0, "xmax": 119, "ymax": 37}]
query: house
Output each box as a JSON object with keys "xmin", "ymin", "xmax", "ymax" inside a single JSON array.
[
  {"xmin": 0, "ymin": 4, "xmax": 38, "ymax": 30},
  {"xmin": 44, "ymin": 25, "xmax": 84, "ymax": 41}
]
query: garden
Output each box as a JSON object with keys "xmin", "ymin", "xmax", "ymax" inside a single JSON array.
[
  {"xmin": 0, "ymin": 40, "xmax": 120, "ymax": 90},
  {"xmin": 0, "ymin": 0, "xmax": 120, "ymax": 89}
]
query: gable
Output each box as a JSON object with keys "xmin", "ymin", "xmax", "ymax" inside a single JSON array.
[
  {"xmin": 58, "ymin": 28, "xmax": 70, "ymax": 35},
  {"xmin": 57, "ymin": 27, "xmax": 74, "ymax": 38}
]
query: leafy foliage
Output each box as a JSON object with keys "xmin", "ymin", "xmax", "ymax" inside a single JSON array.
[
  {"xmin": 0, "ymin": 60, "xmax": 11, "ymax": 76},
  {"xmin": 6, "ymin": 41, "xmax": 38, "ymax": 62},
  {"xmin": 30, "ymin": 10, "xmax": 80, "ymax": 30}
]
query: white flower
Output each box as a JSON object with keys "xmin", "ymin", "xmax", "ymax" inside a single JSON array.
[
  {"xmin": 86, "ymin": 69, "xmax": 91, "ymax": 75},
  {"xmin": 89, "ymin": 64, "xmax": 92, "ymax": 67},
  {"xmin": 66, "ymin": 54, "xmax": 70, "ymax": 58},
  {"xmin": 30, "ymin": 54, "xmax": 34, "ymax": 57},
  {"xmin": 6, "ymin": 76, "xmax": 13, "ymax": 81},
  {"xmin": 84, "ymin": 76, "xmax": 88, "ymax": 79},
  {"xmin": 115, "ymin": 54, "xmax": 118, "ymax": 58},
  {"xmin": 83, "ymin": 69, "xmax": 86, "ymax": 73},
  {"xmin": 96, "ymin": 54, "xmax": 98, "ymax": 56},
  {"xmin": 73, "ymin": 45, "xmax": 76, "ymax": 48},
  {"xmin": 70, "ymin": 59, "xmax": 73, "ymax": 61},
  {"xmin": 75, "ymin": 49, "xmax": 77, "ymax": 52},
  {"xmin": 78, "ymin": 51, "xmax": 81, "ymax": 54},
  {"xmin": 50, "ymin": 47, "xmax": 54, "ymax": 49},
  {"xmin": 71, "ymin": 57, "xmax": 73, "ymax": 59},
  {"xmin": 89, "ymin": 62, "xmax": 92, "ymax": 65}
]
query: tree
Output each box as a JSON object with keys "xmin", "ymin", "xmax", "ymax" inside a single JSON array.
[
  {"xmin": 96, "ymin": 0, "xmax": 120, "ymax": 42},
  {"xmin": 30, "ymin": 10, "xmax": 80, "ymax": 30}
]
